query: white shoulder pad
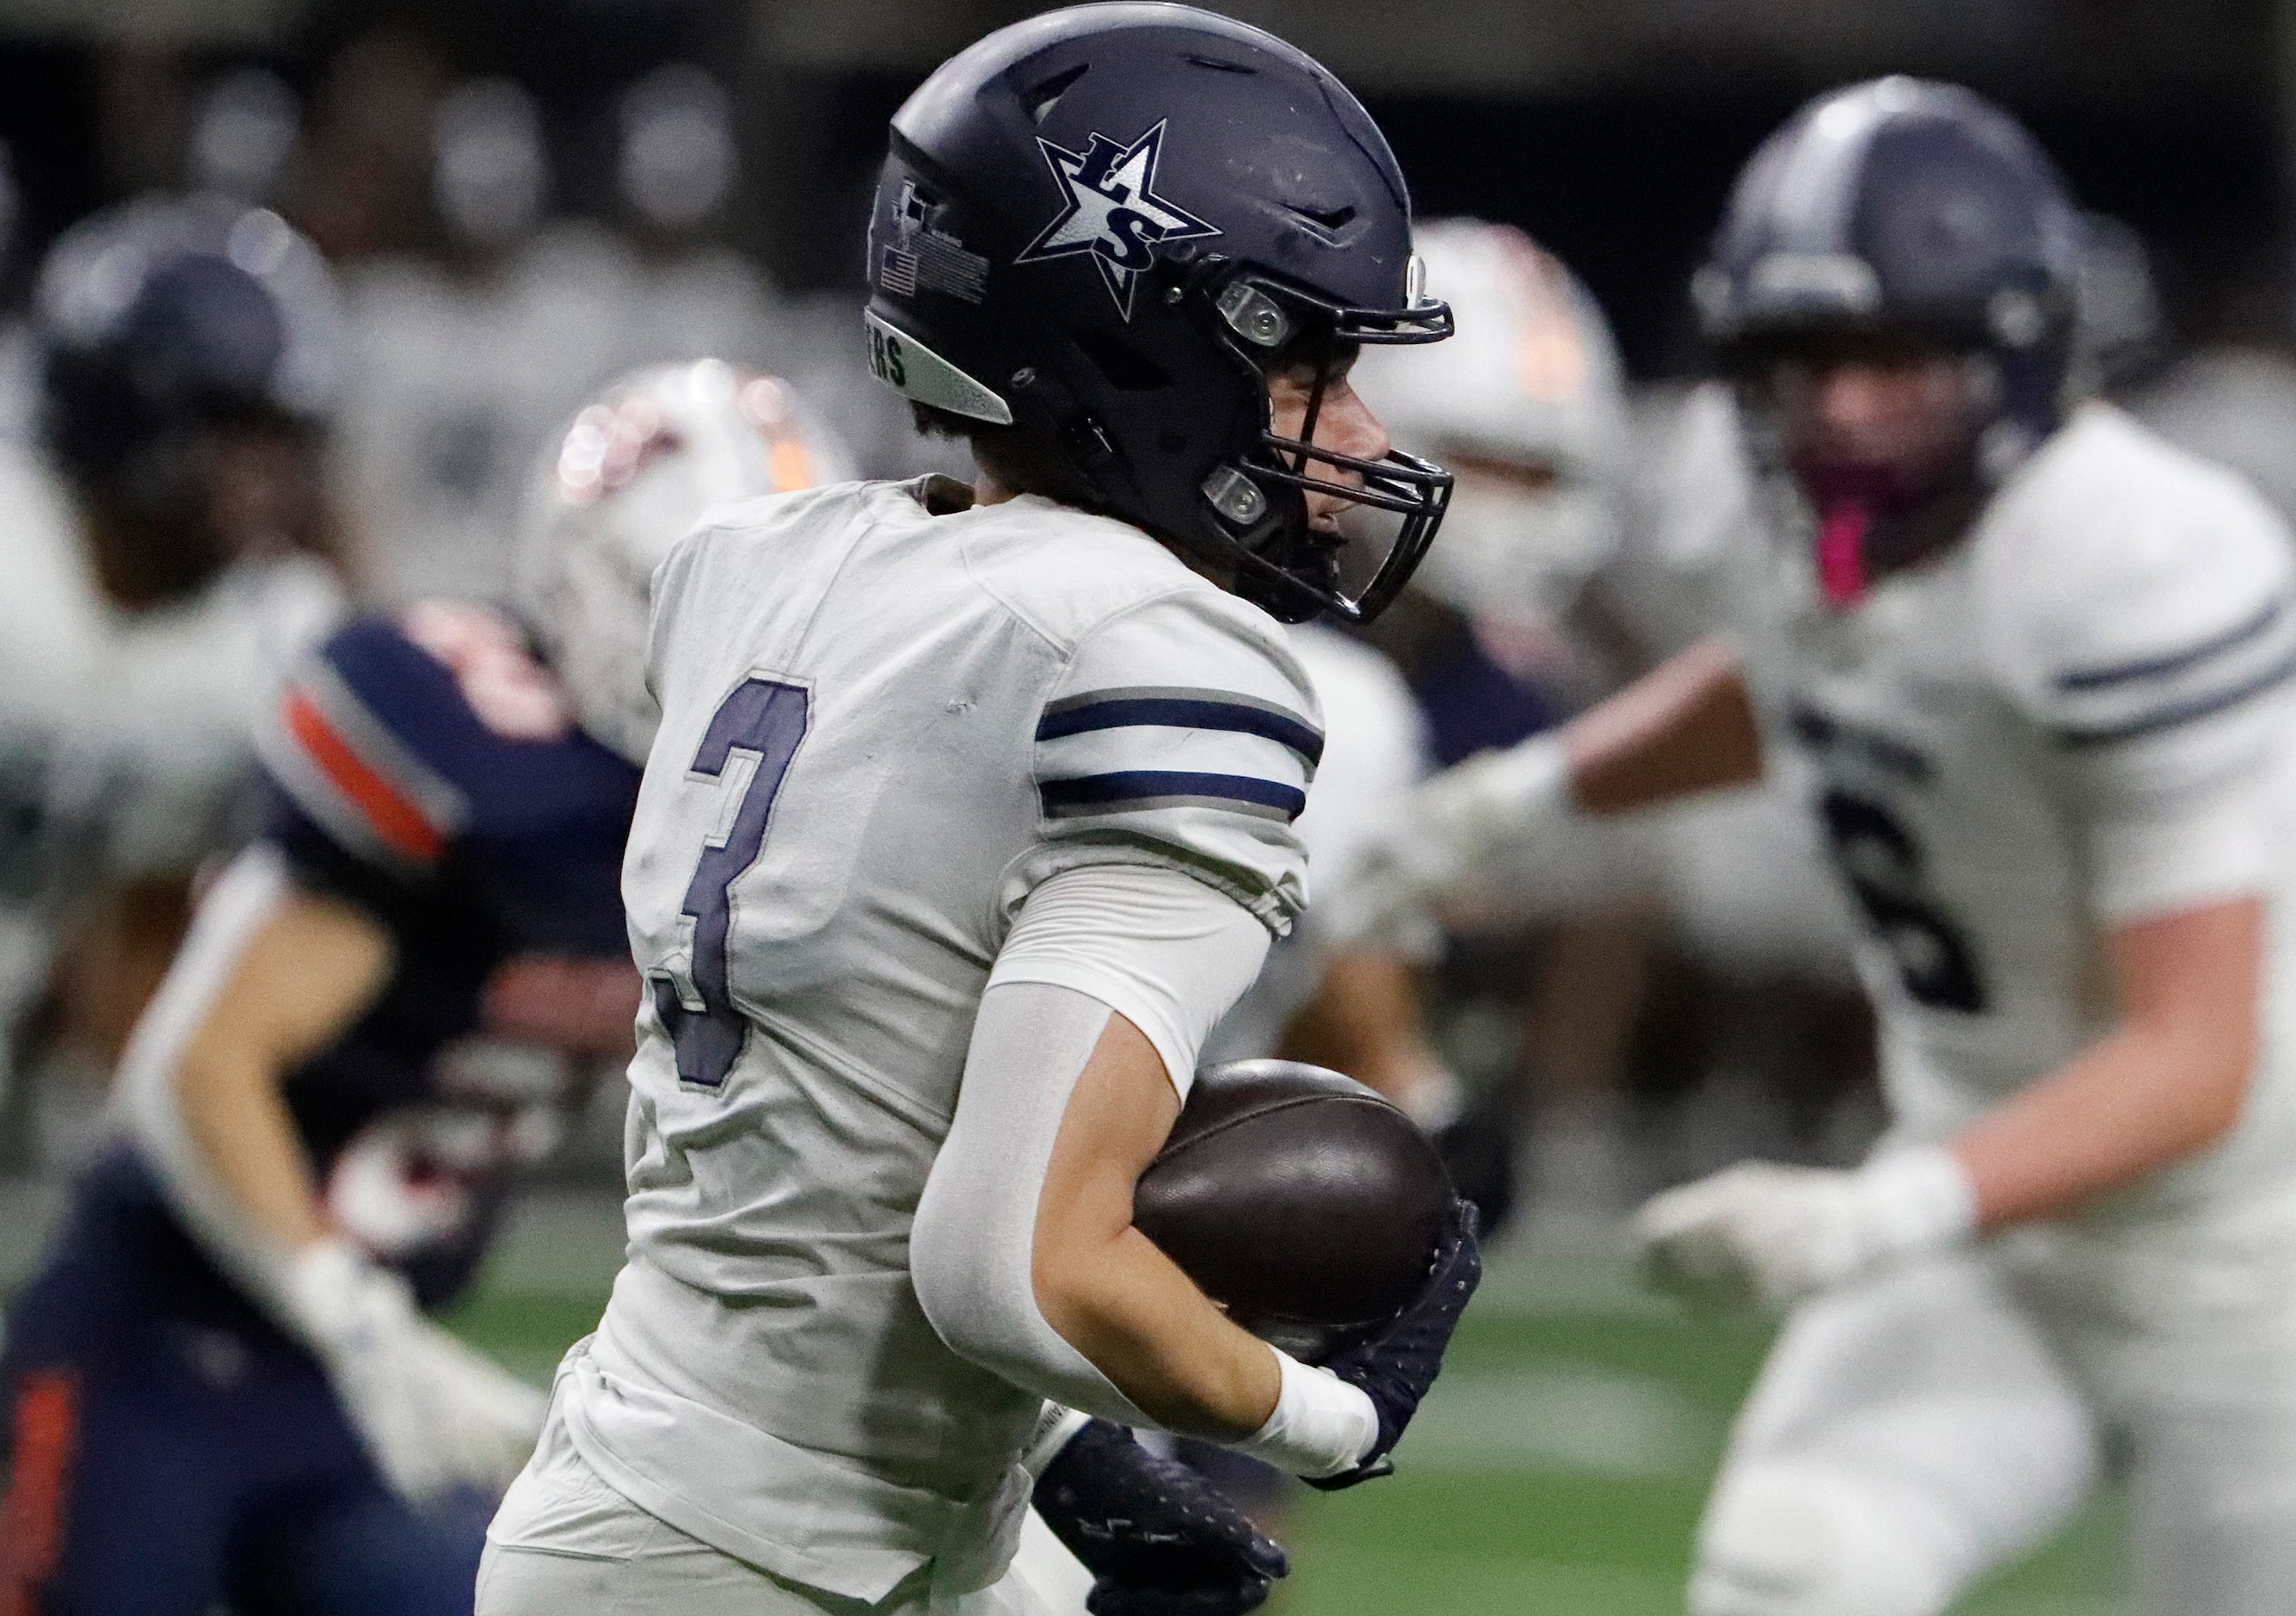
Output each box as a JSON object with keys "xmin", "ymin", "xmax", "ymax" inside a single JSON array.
[
  {"xmin": 1979, "ymin": 407, "xmax": 2296, "ymax": 749},
  {"xmin": 1020, "ymin": 582, "xmax": 1320, "ymax": 935}
]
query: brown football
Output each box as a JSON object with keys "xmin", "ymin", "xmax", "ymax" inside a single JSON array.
[{"xmin": 1133, "ymin": 1059, "xmax": 1454, "ymax": 1363}]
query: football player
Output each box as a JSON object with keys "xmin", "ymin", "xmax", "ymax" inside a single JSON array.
[
  {"xmin": 478, "ymin": 9, "xmax": 1481, "ymax": 1616},
  {"xmin": 1343, "ymin": 77, "xmax": 2296, "ymax": 1613},
  {"xmin": 0, "ymin": 359, "xmax": 847, "ymax": 1615},
  {"xmin": 0, "ymin": 195, "xmax": 344, "ymax": 1139},
  {"xmin": 333, "ymin": 78, "xmax": 625, "ymax": 604},
  {"xmin": 606, "ymin": 65, "xmax": 785, "ymax": 373}
]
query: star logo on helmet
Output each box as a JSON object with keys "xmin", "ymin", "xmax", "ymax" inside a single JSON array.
[{"xmin": 1016, "ymin": 120, "xmax": 1219, "ymax": 321}]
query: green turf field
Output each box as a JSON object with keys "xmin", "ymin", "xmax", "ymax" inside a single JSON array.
[{"xmin": 447, "ymin": 1239, "xmax": 2128, "ymax": 1616}]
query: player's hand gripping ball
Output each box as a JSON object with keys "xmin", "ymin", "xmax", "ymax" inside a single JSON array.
[
  {"xmin": 1133, "ymin": 1060, "xmax": 1458, "ymax": 1365},
  {"xmin": 1134, "ymin": 1060, "xmax": 1483, "ymax": 1490}
]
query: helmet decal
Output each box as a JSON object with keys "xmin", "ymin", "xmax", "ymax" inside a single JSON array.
[
  {"xmin": 880, "ymin": 180, "xmax": 990, "ymax": 305},
  {"xmin": 1016, "ymin": 119, "xmax": 1219, "ymax": 319}
]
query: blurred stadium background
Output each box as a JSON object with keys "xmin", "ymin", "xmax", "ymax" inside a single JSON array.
[{"xmin": 18, "ymin": 0, "xmax": 2296, "ymax": 1607}]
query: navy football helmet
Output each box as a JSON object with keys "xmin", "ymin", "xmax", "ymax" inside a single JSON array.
[
  {"xmin": 1696, "ymin": 77, "xmax": 2082, "ymax": 472},
  {"xmin": 36, "ymin": 194, "xmax": 342, "ymax": 515},
  {"xmin": 863, "ymin": 3, "xmax": 1452, "ymax": 624}
]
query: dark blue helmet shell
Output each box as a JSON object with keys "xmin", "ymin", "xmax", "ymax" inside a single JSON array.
[
  {"xmin": 1696, "ymin": 77, "xmax": 2083, "ymax": 449},
  {"xmin": 35, "ymin": 194, "xmax": 342, "ymax": 504},
  {"xmin": 863, "ymin": 3, "xmax": 1452, "ymax": 623}
]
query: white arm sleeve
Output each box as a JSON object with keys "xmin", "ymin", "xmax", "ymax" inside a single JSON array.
[{"xmin": 910, "ymin": 860, "xmax": 1272, "ymax": 1425}]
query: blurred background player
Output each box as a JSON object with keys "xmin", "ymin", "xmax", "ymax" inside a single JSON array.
[
  {"xmin": 598, "ymin": 65, "xmax": 782, "ymax": 373},
  {"xmin": 332, "ymin": 76, "xmax": 627, "ymax": 604},
  {"xmin": 0, "ymin": 194, "xmax": 345, "ymax": 1169},
  {"xmin": 0, "ymin": 357, "xmax": 850, "ymax": 1615},
  {"xmin": 189, "ymin": 65, "xmax": 303, "ymax": 211},
  {"xmin": 1351, "ymin": 76, "xmax": 2296, "ymax": 1614}
]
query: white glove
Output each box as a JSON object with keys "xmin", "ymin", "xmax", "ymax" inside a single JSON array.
[
  {"xmin": 281, "ymin": 1238, "xmax": 547, "ymax": 1502},
  {"xmin": 1324, "ymin": 734, "xmax": 1573, "ymax": 949},
  {"xmin": 1632, "ymin": 1146, "xmax": 1978, "ymax": 1310}
]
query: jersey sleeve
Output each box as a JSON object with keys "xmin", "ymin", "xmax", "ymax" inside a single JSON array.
[
  {"xmin": 258, "ymin": 616, "xmax": 474, "ymax": 882},
  {"xmin": 1987, "ymin": 465, "xmax": 2296, "ymax": 920},
  {"xmin": 1019, "ymin": 588, "xmax": 1320, "ymax": 935}
]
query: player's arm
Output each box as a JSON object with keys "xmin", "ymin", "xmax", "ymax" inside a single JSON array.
[
  {"xmin": 957, "ymin": 883, "xmax": 1303, "ymax": 1616},
  {"xmin": 114, "ymin": 848, "xmax": 389, "ymax": 1264},
  {"xmin": 914, "ymin": 867, "xmax": 1474, "ymax": 1490},
  {"xmin": 1030, "ymin": 1007, "xmax": 1277, "ymax": 1435},
  {"xmin": 120, "ymin": 849, "xmax": 545, "ymax": 1501},
  {"xmin": 1953, "ymin": 897, "xmax": 2258, "ymax": 1224},
  {"xmin": 162, "ymin": 877, "xmax": 391, "ymax": 1249},
  {"xmin": 1638, "ymin": 895, "xmax": 2266, "ymax": 1309},
  {"xmin": 1334, "ymin": 637, "xmax": 1764, "ymax": 939},
  {"xmin": 915, "ymin": 593, "xmax": 1475, "ymax": 1486},
  {"xmin": 913, "ymin": 867, "xmax": 1378, "ymax": 1475},
  {"xmin": 1952, "ymin": 497, "xmax": 2296, "ymax": 1222}
]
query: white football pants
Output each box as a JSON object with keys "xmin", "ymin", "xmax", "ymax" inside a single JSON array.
[
  {"xmin": 476, "ymin": 1409, "xmax": 1065, "ymax": 1616},
  {"xmin": 1690, "ymin": 1197, "xmax": 2296, "ymax": 1616}
]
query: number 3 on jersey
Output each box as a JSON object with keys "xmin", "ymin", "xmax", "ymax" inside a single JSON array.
[{"xmin": 648, "ymin": 678, "xmax": 809, "ymax": 1087}]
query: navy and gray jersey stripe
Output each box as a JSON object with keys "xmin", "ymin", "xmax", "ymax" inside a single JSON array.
[
  {"xmin": 1034, "ymin": 684, "xmax": 1320, "ymax": 823},
  {"xmin": 2047, "ymin": 592, "xmax": 2296, "ymax": 747},
  {"xmin": 1037, "ymin": 686, "xmax": 1324, "ymax": 765},
  {"xmin": 1039, "ymin": 769, "xmax": 1306, "ymax": 822},
  {"xmin": 2054, "ymin": 596, "xmax": 2285, "ymax": 693}
]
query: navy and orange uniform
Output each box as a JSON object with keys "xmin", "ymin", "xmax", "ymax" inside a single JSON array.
[{"xmin": 0, "ymin": 602, "xmax": 642, "ymax": 1616}]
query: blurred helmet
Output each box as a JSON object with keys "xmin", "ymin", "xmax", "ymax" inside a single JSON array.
[
  {"xmin": 1695, "ymin": 77, "xmax": 2082, "ymax": 473},
  {"xmin": 618, "ymin": 64, "xmax": 736, "ymax": 234},
  {"xmin": 37, "ymin": 194, "xmax": 342, "ymax": 510},
  {"xmin": 191, "ymin": 67, "xmax": 300, "ymax": 205},
  {"xmin": 1353, "ymin": 219, "xmax": 1628, "ymax": 624},
  {"xmin": 517, "ymin": 359, "xmax": 856, "ymax": 762},
  {"xmin": 2071, "ymin": 211, "xmax": 2163, "ymax": 392},
  {"xmin": 433, "ymin": 78, "xmax": 547, "ymax": 252},
  {"xmin": 863, "ymin": 3, "xmax": 1452, "ymax": 624}
]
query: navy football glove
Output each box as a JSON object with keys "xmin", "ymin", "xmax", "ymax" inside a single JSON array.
[
  {"xmin": 1302, "ymin": 1198, "xmax": 1481, "ymax": 1491},
  {"xmin": 1032, "ymin": 1418, "xmax": 1289, "ymax": 1616}
]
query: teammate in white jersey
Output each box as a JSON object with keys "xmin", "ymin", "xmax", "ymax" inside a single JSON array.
[
  {"xmin": 478, "ymin": 11, "xmax": 1480, "ymax": 1616},
  {"xmin": 1344, "ymin": 78, "xmax": 2296, "ymax": 1614},
  {"xmin": 0, "ymin": 195, "xmax": 343, "ymax": 1126}
]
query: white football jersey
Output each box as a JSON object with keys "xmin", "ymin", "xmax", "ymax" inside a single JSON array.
[
  {"xmin": 0, "ymin": 444, "xmax": 340, "ymax": 1049},
  {"xmin": 1760, "ymin": 404, "xmax": 2296, "ymax": 1222},
  {"xmin": 559, "ymin": 477, "xmax": 1315, "ymax": 1601}
]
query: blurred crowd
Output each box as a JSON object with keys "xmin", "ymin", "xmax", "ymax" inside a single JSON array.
[{"xmin": 9, "ymin": 24, "xmax": 2296, "ymax": 1244}]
